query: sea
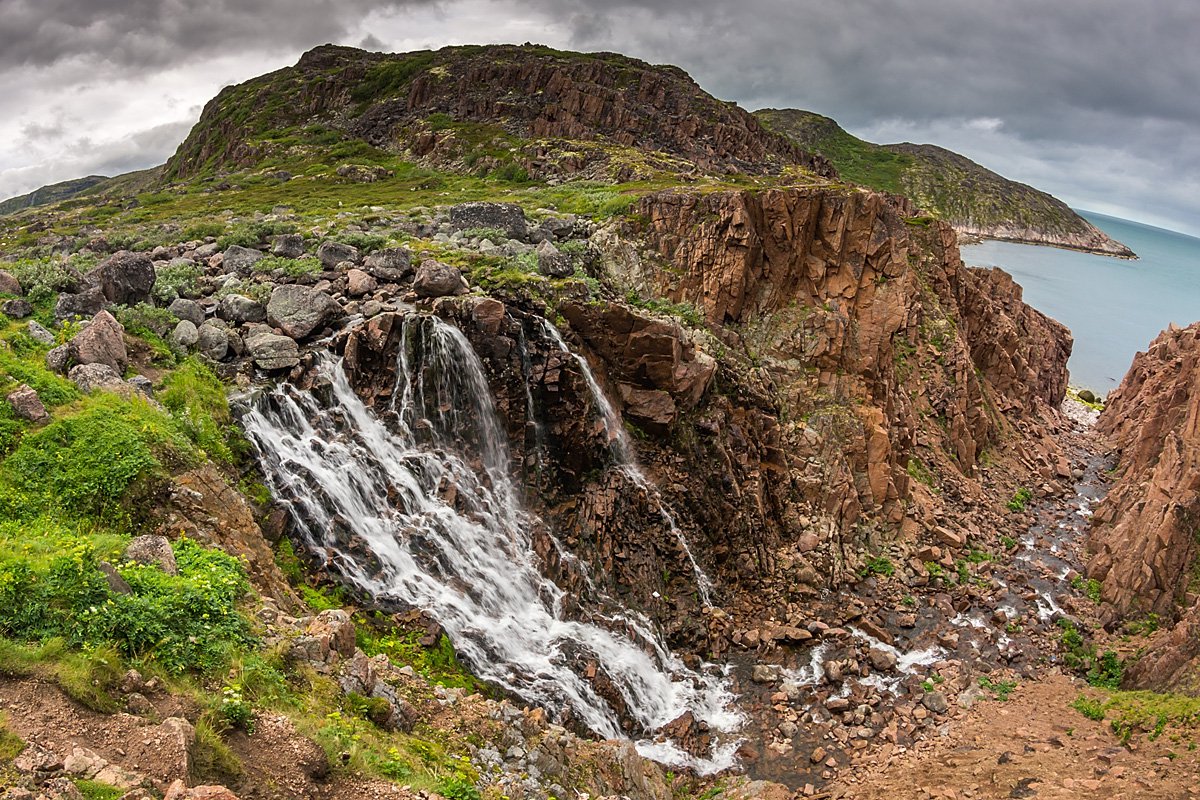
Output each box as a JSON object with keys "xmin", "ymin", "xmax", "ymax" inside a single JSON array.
[{"xmin": 961, "ymin": 212, "xmax": 1200, "ymax": 397}]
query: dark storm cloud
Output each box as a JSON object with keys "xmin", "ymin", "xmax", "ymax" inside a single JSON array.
[{"xmin": 0, "ymin": 0, "xmax": 423, "ymax": 68}]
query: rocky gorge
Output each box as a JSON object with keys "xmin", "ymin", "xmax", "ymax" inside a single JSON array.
[{"xmin": 0, "ymin": 42, "xmax": 1197, "ymax": 800}]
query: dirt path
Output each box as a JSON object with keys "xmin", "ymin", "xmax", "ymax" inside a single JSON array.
[{"xmin": 827, "ymin": 674, "xmax": 1200, "ymax": 799}]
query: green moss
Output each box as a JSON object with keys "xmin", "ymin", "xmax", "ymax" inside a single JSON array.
[
  {"xmin": 0, "ymin": 713, "xmax": 24, "ymax": 762},
  {"xmin": 357, "ymin": 623, "xmax": 482, "ymax": 694},
  {"xmin": 74, "ymin": 780, "xmax": 125, "ymax": 800}
]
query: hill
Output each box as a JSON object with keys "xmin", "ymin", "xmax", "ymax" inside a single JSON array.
[
  {"xmin": 756, "ymin": 108, "xmax": 1135, "ymax": 258},
  {"xmin": 0, "ymin": 174, "xmax": 108, "ymax": 216}
]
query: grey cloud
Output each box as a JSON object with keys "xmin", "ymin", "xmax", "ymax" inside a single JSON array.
[{"xmin": 0, "ymin": 0, "xmax": 428, "ymax": 69}]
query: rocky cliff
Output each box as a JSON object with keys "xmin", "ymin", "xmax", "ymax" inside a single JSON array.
[
  {"xmin": 1087, "ymin": 321, "xmax": 1200, "ymax": 692},
  {"xmin": 756, "ymin": 108, "xmax": 1135, "ymax": 258}
]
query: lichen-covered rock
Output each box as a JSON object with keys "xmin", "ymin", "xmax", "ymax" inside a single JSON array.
[
  {"xmin": 168, "ymin": 297, "xmax": 205, "ymax": 327},
  {"xmin": 536, "ymin": 240, "xmax": 573, "ymax": 277},
  {"xmin": 266, "ymin": 284, "xmax": 342, "ymax": 339},
  {"xmin": 2, "ymin": 298, "xmax": 32, "ymax": 319},
  {"xmin": 363, "ymin": 247, "xmax": 412, "ymax": 282},
  {"xmin": 27, "ymin": 320, "xmax": 56, "ymax": 345},
  {"xmin": 197, "ymin": 323, "xmax": 230, "ymax": 361},
  {"xmin": 125, "ymin": 535, "xmax": 178, "ymax": 574},
  {"xmin": 0, "ymin": 269, "xmax": 22, "ymax": 295},
  {"xmin": 272, "ymin": 233, "xmax": 306, "ymax": 258},
  {"xmin": 316, "ymin": 241, "xmax": 359, "ymax": 269},
  {"xmin": 87, "ymin": 250, "xmax": 156, "ymax": 305},
  {"xmin": 449, "ymin": 201, "xmax": 528, "ymax": 240},
  {"xmin": 216, "ymin": 294, "xmax": 266, "ymax": 324},
  {"xmin": 221, "ymin": 245, "xmax": 264, "ymax": 276},
  {"xmin": 68, "ymin": 363, "xmax": 127, "ymax": 394},
  {"xmin": 69, "ymin": 309, "xmax": 128, "ymax": 373},
  {"xmin": 413, "ymin": 259, "xmax": 467, "ymax": 298},
  {"xmin": 55, "ymin": 286, "xmax": 108, "ymax": 322},
  {"xmin": 243, "ymin": 327, "xmax": 300, "ymax": 370},
  {"xmin": 171, "ymin": 319, "xmax": 200, "ymax": 350},
  {"xmin": 7, "ymin": 384, "xmax": 47, "ymax": 423}
]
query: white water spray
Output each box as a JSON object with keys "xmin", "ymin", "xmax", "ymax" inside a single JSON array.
[
  {"xmin": 539, "ymin": 319, "xmax": 716, "ymax": 606},
  {"xmin": 241, "ymin": 314, "xmax": 741, "ymax": 772}
]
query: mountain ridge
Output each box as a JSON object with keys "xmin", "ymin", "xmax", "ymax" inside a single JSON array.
[{"xmin": 756, "ymin": 108, "xmax": 1136, "ymax": 258}]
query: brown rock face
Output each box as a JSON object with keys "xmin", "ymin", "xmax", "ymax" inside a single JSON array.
[{"xmin": 1087, "ymin": 322, "xmax": 1200, "ymax": 624}]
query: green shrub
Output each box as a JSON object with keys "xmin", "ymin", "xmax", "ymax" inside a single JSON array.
[
  {"xmin": 182, "ymin": 222, "xmax": 226, "ymax": 241},
  {"xmin": 1006, "ymin": 487, "xmax": 1033, "ymax": 512},
  {"xmin": 153, "ymin": 260, "xmax": 203, "ymax": 303},
  {"xmin": 0, "ymin": 393, "xmax": 194, "ymax": 524},
  {"xmin": 859, "ymin": 555, "xmax": 895, "ymax": 578},
  {"xmin": 159, "ymin": 357, "xmax": 235, "ymax": 463},
  {"xmin": 220, "ymin": 684, "xmax": 255, "ymax": 732},
  {"xmin": 334, "ymin": 232, "xmax": 388, "ymax": 253},
  {"xmin": 1071, "ymin": 694, "xmax": 1106, "ymax": 721},
  {"xmin": 252, "ymin": 255, "xmax": 321, "ymax": 278},
  {"xmin": 114, "ymin": 303, "xmax": 177, "ymax": 338},
  {"xmin": 1070, "ymin": 574, "xmax": 1103, "ymax": 603}
]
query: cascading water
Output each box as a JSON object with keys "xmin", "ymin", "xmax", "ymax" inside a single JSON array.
[
  {"xmin": 240, "ymin": 314, "xmax": 741, "ymax": 772},
  {"xmin": 538, "ymin": 319, "xmax": 716, "ymax": 606}
]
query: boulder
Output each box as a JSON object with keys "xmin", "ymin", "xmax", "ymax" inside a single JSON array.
[
  {"xmin": 244, "ymin": 327, "xmax": 300, "ymax": 371},
  {"xmin": 69, "ymin": 309, "xmax": 128, "ymax": 373},
  {"xmin": 7, "ymin": 384, "xmax": 48, "ymax": 423},
  {"xmin": 221, "ymin": 245, "xmax": 263, "ymax": 276},
  {"xmin": 68, "ymin": 363, "xmax": 128, "ymax": 394},
  {"xmin": 26, "ymin": 320, "xmax": 56, "ymax": 345},
  {"xmin": 127, "ymin": 374, "xmax": 154, "ymax": 398},
  {"xmin": 346, "ymin": 268, "xmax": 377, "ymax": 297},
  {"xmin": 413, "ymin": 259, "xmax": 467, "ymax": 298},
  {"xmin": 216, "ymin": 294, "xmax": 266, "ymax": 324},
  {"xmin": 197, "ymin": 323, "xmax": 230, "ymax": 361},
  {"xmin": 470, "ymin": 298, "xmax": 506, "ymax": 336},
  {"xmin": 317, "ymin": 241, "xmax": 359, "ymax": 269},
  {"xmin": 87, "ymin": 250, "xmax": 156, "ymax": 305},
  {"xmin": 448, "ymin": 201, "xmax": 528, "ymax": 240},
  {"xmin": 536, "ymin": 240, "xmax": 574, "ymax": 277},
  {"xmin": 168, "ymin": 297, "xmax": 205, "ymax": 327},
  {"xmin": 125, "ymin": 535, "xmax": 178, "ymax": 574},
  {"xmin": 171, "ymin": 320, "xmax": 199, "ymax": 350},
  {"xmin": 55, "ymin": 286, "xmax": 108, "ymax": 322},
  {"xmin": 363, "ymin": 248, "xmax": 413, "ymax": 281},
  {"xmin": 0, "ymin": 269, "xmax": 22, "ymax": 295},
  {"xmin": 272, "ymin": 233, "xmax": 306, "ymax": 259},
  {"xmin": 2, "ymin": 298, "xmax": 32, "ymax": 318},
  {"xmin": 46, "ymin": 343, "xmax": 71, "ymax": 373},
  {"xmin": 266, "ymin": 285, "xmax": 342, "ymax": 339}
]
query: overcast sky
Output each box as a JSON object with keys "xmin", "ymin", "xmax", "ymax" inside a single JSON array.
[{"xmin": 2, "ymin": 0, "xmax": 1197, "ymax": 236}]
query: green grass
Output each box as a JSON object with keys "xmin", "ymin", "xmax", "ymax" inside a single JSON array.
[
  {"xmin": 978, "ymin": 675, "xmax": 1017, "ymax": 701},
  {"xmin": 1071, "ymin": 690, "xmax": 1200, "ymax": 745},
  {"xmin": 357, "ymin": 622, "xmax": 483, "ymax": 694},
  {"xmin": 0, "ymin": 713, "xmax": 24, "ymax": 762},
  {"xmin": 74, "ymin": 780, "xmax": 125, "ymax": 800},
  {"xmin": 1006, "ymin": 487, "xmax": 1033, "ymax": 512},
  {"xmin": 159, "ymin": 357, "xmax": 239, "ymax": 463},
  {"xmin": 1071, "ymin": 574, "xmax": 1103, "ymax": 603},
  {"xmin": 859, "ymin": 555, "xmax": 895, "ymax": 579}
]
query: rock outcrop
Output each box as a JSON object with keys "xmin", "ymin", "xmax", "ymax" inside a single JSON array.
[{"xmin": 1088, "ymin": 321, "xmax": 1200, "ymax": 620}]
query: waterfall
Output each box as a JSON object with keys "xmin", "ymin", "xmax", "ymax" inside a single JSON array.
[
  {"xmin": 539, "ymin": 320, "xmax": 716, "ymax": 606},
  {"xmin": 240, "ymin": 314, "xmax": 741, "ymax": 773}
]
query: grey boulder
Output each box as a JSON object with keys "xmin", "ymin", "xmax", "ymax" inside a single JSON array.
[
  {"xmin": 266, "ymin": 284, "xmax": 342, "ymax": 339},
  {"xmin": 317, "ymin": 241, "xmax": 359, "ymax": 269},
  {"xmin": 170, "ymin": 320, "xmax": 199, "ymax": 350},
  {"xmin": 272, "ymin": 233, "xmax": 306, "ymax": 259},
  {"xmin": 363, "ymin": 248, "xmax": 413, "ymax": 282},
  {"xmin": 216, "ymin": 293, "xmax": 267, "ymax": 324},
  {"xmin": 197, "ymin": 323, "xmax": 230, "ymax": 361},
  {"xmin": 125, "ymin": 535, "xmax": 178, "ymax": 575},
  {"xmin": 55, "ymin": 286, "xmax": 108, "ymax": 322},
  {"xmin": 69, "ymin": 310, "xmax": 128, "ymax": 374},
  {"xmin": 2, "ymin": 298, "xmax": 33, "ymax": 318},
  {"xmin": 448, "ymin": 202, "xmax": 528, "ymax": 240},
  {"xmin": 86, "ymin": 250, "xmax": 156, "ymax": 306},
  {"xmin": 221, "ymin": 245, "xmax": 264, "ymax": 276},
  {"xmin": 168, "ymin": 297, "xmax": 205, "ymax": 328},
  {"xmin": 244, "ymin": 327, "xmax": 300, "ymax": 371}
]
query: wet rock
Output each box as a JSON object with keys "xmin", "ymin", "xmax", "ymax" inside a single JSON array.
[
  {"xmin": 168, "ymin": 298, "xmax": 205, "ymax": 327},
  {"xmin": 244, "ymin": 327, "xmax": 300, "ymax": 371},
  {"xmin": 413, "ymin": 259, "xmax": 468, "ymax": 297},
  {"xmin": 470, "ymin": 298, "xmax": 506, "ymax": 336},
  {"xmin": 55, "ymin": 286, "xmax": 108, "ymax": 322},
  {"xmin": 449, "ymin": 201, "xmax": 528, "ymax": 240},
  {"xmin": 2, "ymin": 298, "xmax": 32, "ymax": 318},
  {"xmin": 69, "ymin": 310, "xmax": 128, "ymax": 373},
  {"xmin": 26, "ymin": 320, "xmax": 56, "ymax": 345},
  {"xmin": 125, "ymin": 535, "xmax": 178, "ymax": 574},
  {"xmin": 272, "ymin": 233, "xmax": 306, "ymax": 258},
  {"xmin": 171, "ymin": 319, "xmax": 199, "ymax": 350},
  {"xmin": 87, "ymin": 250, "xmax": 156, "ymax": 305},
  {"xmin": 216, "ymin": 293, "xmax": 267, "ymax": 325},
  {"xmin": 7, "ymin": 384, "xmax": 47, "ymax": 423},
  {"xmin": 221, "ymin": 245, "xmax": 264, "ymax": 276},
  {"xmin": 317, "ymin": 241, "xmax": 359, "ymax": 269},
  {"xmin": 346, "ymin": 268, "xmax": 377, "ymax": 297},
  {"xmin": 752, "ymin": 664, "xmax": 782, "ymax": 683},
  {"xmin": 266, "ymin": 284, "xmax": 342, "ymax": 339},
  {"xmin": 868, "ymin": 647, "xmax": 898, "ymax": 672},
  {"xmin": 363, "ymin": 247, "xmax": 413, "ymax": 282}
]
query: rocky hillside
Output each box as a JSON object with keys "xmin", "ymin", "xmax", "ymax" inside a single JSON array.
[
  {"xmin": 756, "ymin": 108, "xmax": 1135, "ymax": 258},
  {"xmin": 1088, "ymin": 320, "xmax": 1200, "ymax": 693},
  {"xmin": 164, "ymin": 44, "xmax": 832, "ymax": 185},
  {"xmin": 0, "ymin": 175, "xmax": 108, "ymax": 217}
]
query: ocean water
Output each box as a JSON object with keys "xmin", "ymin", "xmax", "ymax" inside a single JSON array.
[{"xmin": 961, "ymin": 212, "xmax": 1200, "ymax": 396}]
